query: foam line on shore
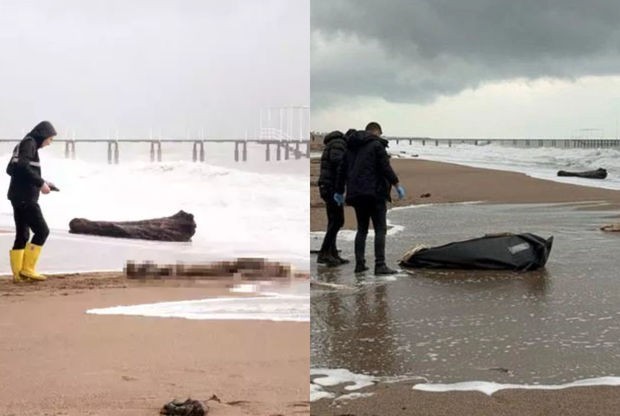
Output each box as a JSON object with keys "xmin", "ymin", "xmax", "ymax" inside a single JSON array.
[
  {"xmin": 311, "ymin": 218, "xmax": 405, "ymax": 242},
  {"xmin": 389, "ymin": 201, "xmax": 485, "ymax": 211},
  {"xmin": 310, "ymin": 368, "xmax": 428, "ymax": 402},
  {"xmin": 310, "ymin": 201, "xmax": 485, "ymax": 243},
  {"xmin": 311, "ymin": 368, "xmax": 620, "ymax": 402},
  {"xmin": 311, "ymin": 369, "xmax": 377, "ymax": 401},
  {"xmin": 412, "ymin": 377, "xmax": 620, "ymax": 396},
  {"xmin": 86, "ymin": 292, "xmax": 309, "ymax": 322}
]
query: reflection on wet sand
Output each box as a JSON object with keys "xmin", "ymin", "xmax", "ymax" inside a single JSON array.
[{"xmin": 312, "ymin": 203, "xmax": 620, "ymax": 384}]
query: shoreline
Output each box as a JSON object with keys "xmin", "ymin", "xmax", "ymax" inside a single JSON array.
[
  {"xmin": 0, "ymin": 273, "xmax": 309, "ymax": 416},
  {"xmin": 310, "ymin": 156, "xmax": 620, "ymax": 415},
  {"xmin": 311, "ymin": 157, "xmax": 620, "ymax": 231},
  {"xmin": 310, "ymin": 379, "xmax": 620, "ymax": 416}
]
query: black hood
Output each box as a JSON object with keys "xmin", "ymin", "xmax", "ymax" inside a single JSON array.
[
  {"xmin": 26, "ymin": 121, "xmax": 57, "ymax": 147},
  {"xmin": 323, "ymin": 130, "xmax": 345, "ymax": 144},
  {"xmin": 345, "ymin": 129, "xmax": 388, "ymax": 150}
]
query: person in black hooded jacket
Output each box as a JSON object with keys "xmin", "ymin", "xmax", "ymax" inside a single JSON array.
[
  {"xmin": 6, "ymin": 121, "xmax": 57, "ymax": 282},
  {"xmin": 317, "ymin": 130, "xmax": 349, "ymax": 266},
  {"xmin": 335, "ymin": 122, "xmax": 405, "ymax": 275}
]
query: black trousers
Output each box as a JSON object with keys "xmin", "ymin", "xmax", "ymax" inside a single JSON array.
[
  {"xmin": 353, "ymin": 199, "xmax": 387, "ymax": 266},
  {"xmin": 319, "ymin": 197, "xmax": 345, "ymax": 256},
  {"xmin": 11, "ymin": 200, "xmax": 49, "ymax": 249}
]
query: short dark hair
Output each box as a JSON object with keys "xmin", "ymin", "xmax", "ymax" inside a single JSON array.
[{"xmin": 365, "ymin": 122, "xmax": 382, "ymax": 135}]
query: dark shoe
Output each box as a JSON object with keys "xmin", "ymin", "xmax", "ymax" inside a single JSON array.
[
  {"xmin": 317, "ymin": 253, "xmax": 341, "ymax": 267},
  {"xmin": 354, "ymin": 263, "xmax": 369, "ymax": 273},
  {"xmin": 375, "ymin": 264, "xmax": 398, "ymax": 275},
  {"xmin": 330, "ymin": 247, "xmax": 350, "ymax": 265}
]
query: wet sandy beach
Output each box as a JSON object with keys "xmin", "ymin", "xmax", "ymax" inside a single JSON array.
[
  {"xmin": 0, "ymin": 273, "xmax": 310, "ymax": 416},
  {"xmin": 312, "ymin": 203, "xmax": 620, "ymax": 382},
  {"xmin": 311, "ymin": 157, "xmax": 620, "ymax": 414},
  {"xmin": 311, "ymin": 157, "xmax": 620, "ymax": 231}
]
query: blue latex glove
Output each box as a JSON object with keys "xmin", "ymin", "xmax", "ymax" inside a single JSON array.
[
  {"xmin": 396, "ymin": 185, "xmax": 405, "ymax": 199},
  {"xmin": 333, "ymin": 193, "xmax": 345, "ymax": 206}
]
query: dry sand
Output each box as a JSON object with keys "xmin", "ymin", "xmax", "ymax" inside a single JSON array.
[
  {"xmin": 311, "ymin": 157, "xmax": 620, "ymax": 231},
  {"xmin": 0, "ymin": 273, "xmax": 309, "ymax": 416}
]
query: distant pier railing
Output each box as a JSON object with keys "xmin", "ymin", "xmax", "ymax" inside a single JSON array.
[
  {"xmin": 310, "ymin": 133, "xmax": 620, "ymax": 149},
  {"xmin": 386, "ymin": 137, "xmax": 620, "ymax": 149},
  {"xmin": 0, "ymin": 139, "xmax": 311, "ymax": 164}
]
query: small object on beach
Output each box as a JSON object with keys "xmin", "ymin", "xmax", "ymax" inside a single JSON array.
[
  {"xmin": 160, "ymin": 398, "xmax": 207, "ymax": 416},
  {"xmin": 400, "ymin": 233, "xmax": 553, "ymax": 271},
  {"xmin": 69, "ymin": 210, "xmax": 196, "ymax": 241},
  {"xmin": 475, "ymin": 366, "xmax": 512, "ymax": 374},
  {"xmin": 601, "ymin": 224, "xmax": 620, "ymax": 232},
  {"xmin": 488, "ymin": 367, "xmax": 511, "ymax": 374},
  {"xmin": 557, "ymin": 168, "xmax": 607, "ymax": 179},
  {"xmin": 419, "ymin": 193, "xmax": 431, "ymax": 198}
]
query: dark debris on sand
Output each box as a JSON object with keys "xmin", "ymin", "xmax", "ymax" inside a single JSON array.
[{"xmin": 160, "ymin": 398, "xmax": 207, "ymax": 416}]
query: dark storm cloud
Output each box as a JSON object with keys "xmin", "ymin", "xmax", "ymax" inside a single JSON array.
[{"xmin": 312, "ymin": 0, "xmax": 620, "ymax": 107}]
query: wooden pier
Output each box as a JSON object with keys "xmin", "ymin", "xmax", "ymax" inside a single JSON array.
[
  {"xmin": 0, "ymin": 138, "xmax": 311, "ymax": 164},
  {"xmin": 310, "ymin": 133, "xmax": 620, "ymax": 149}
]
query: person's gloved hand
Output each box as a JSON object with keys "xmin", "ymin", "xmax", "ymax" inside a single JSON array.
[
  {"xmin": 396, "ymin": 185, "xmax": 406, "ymax": 199},
  {"xmin": 333, "ymin": 193, "xmax": 345, "ymax": 206}
]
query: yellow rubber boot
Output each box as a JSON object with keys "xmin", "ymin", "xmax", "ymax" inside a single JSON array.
[
  {"xmin": 9, "ymin": 249, "xmax": 25, "ymax": 283},
  {"xmin": 20, "ymin": 243, "xmax": 46, "ymax": 281}
]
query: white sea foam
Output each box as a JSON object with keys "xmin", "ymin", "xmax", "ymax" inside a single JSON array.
[
  {"xmin": 310, "ymin": 368, "xmax": 428, "ymax": 402},
  {"xmin": 0, "ymin": 150, "xmax": 309, "ymax": 269},
  {"xmin": 311, "ymin": 368, "xmax": 620, "ymax": 401},
  {"xmin": 312, "ymin": 368, "xmax": 377, "ymax": 390},
  {"xmin": 311, "ymin": 217, "xmax": 404, "ymax": 245},
  {"xmin": 230, "ymin": 283, "xmax": 260, "ymax": 293},
  {"xmin": 310, "ymin": 383, "xmax": 335, "ymax": 401},
  {"xmin": 335, "ymin": 392, "xmax": 375, "ymax": 401},
  {"xmin": 86, "ymin": 290, "xmax": 309, "ymax": 322},
  {"xmin": 413, "ymin": 377, "xmax": 620, "ymax": 396},
  {"xmin": 310, "ymin": 368, "xmax": 377, "ymax": 402}
]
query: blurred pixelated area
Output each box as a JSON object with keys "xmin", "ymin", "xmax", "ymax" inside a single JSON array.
[{"xmin": 125, "ymin": 258, "xmax": 308, "ymax": 280}]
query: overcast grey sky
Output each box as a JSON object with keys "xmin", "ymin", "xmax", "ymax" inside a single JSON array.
[
  {"xmin": 0, "ymin": 0, "xmax": 309, "ymax": 139},
  {"xmin": 312, "ymin": 0, "xmax": 620, "ymax": 138}
]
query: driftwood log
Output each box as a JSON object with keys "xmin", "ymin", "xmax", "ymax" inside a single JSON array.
[
  {"xmin": 601, "ymin": 224, "xmax": 620, "ymax": 232},
  {"xmin": 557, "ymin": 168, "xmax": 607, "ymax": 179},
  {"xmin": 69, "ymin": 210, "xmax": 196, "ymax": 242},
  {"xmin": 125, "ymin": 258, "xmax": 301, "ymax": 279}
]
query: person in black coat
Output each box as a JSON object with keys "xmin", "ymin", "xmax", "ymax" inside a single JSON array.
[
  {"xmin": 335, "ymin": 122, "xmax": 405, "ymax": 275},
  {"xmin": 7, "ymin": 121, "xmax": 57, "ymax": 282},
  {"xmin": 317, "ymin": 130, "xmax": 349, "ymax": 266}
]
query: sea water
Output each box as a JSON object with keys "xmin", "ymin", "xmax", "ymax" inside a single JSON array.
[
  {"xmin": 311, "ymin": 203, "xmax": 620, "ymax": 399},
  {"xmin": 0, "ymin": 140, "xmax": 309, "ymax": 271},
  {"xmin": 390, "ymin": 141, "xmax": 620, "ymax": 190}
]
